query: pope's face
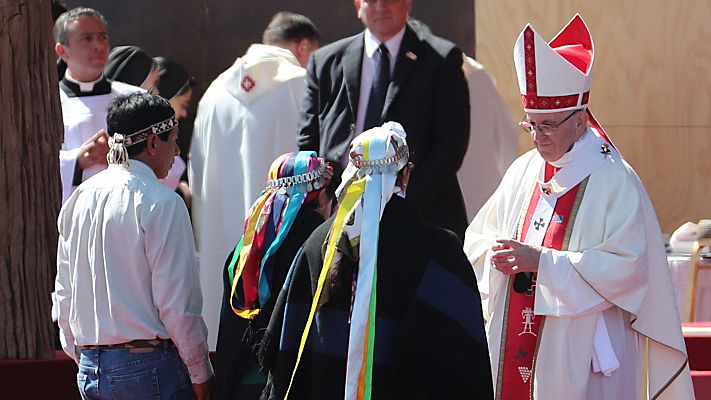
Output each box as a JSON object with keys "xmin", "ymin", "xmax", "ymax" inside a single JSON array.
[
  {"xmin": 355, "ymin": 0, "xmax": 412, "ymax": 42},
  {"xmin": 526, "ymin": 110, "xmax": 585, "ymax": 163},
  {"xmin": 56, "ymin": 16, "xmax": 109, "ymax": 81}
]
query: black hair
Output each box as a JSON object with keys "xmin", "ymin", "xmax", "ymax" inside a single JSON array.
[
  {"xmin": 51, "ymin": 1, "xmax": 68, "ymax": 23},
  {"xmin": 154, "ymin": 57, "xmax": 196, "ymax": 100},
  {"xmin": 106, "ymin": 92, "xmax": 175, "ymax": 157},
  {"xmin": 262, "ymin": 11, "xmax": 320, "ymax": 45}
]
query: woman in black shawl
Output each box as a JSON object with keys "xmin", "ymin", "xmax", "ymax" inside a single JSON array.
[
  {"xmin": 216, "ymin": 152, "xmax": 334, "ymax": 400},
  {"xmin": 260, "ymin": 122, "xmax": 493, "ymax": 399}
]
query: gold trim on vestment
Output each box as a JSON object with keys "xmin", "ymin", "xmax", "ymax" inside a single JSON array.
[
  {"xmin": 494, "ymin": 180, "xmax": 537, "ymax": 399},
  {"xmin": 495, "ymin": 280, "xmax": 512, "ymax": 400},
  {"xmin": 651, "ymin": 357, "xmax": 688, "ymax": 399},
  {"xmin": 530, "ymin": 317, "xmax": 546, "ymax": 399},
  {"xmin": 562, "ymin": 177, "xmax": 589, "ymax": 250},
  {"xmin": 559, "ymin": 176, "xmax": 689, "ymax": 399}
]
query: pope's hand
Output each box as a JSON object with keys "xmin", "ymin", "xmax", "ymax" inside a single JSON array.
[{"xmin": 490, "ymin": 239, "xmax": 542, "ymax": 275}]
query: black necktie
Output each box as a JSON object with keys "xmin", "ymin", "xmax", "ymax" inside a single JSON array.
[{"xmin": 363, "ymin": 43, "xmax": 390, "ymax": 130}]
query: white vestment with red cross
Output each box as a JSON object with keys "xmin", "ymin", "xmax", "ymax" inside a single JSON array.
[{"xmin": 189, "ymin": 44, "xmax": 307, "ymax": 349}]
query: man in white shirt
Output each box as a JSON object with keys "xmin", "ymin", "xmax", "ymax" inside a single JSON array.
[
  {"xmin": 189, "ymin": 11, "xmax": 319, "ymax": 348},
  {"xmin": 56, "ymin": 92, "xmax": 214, "ymax": 399},
  {"xmin": 464, "ymin": 14, "xmax": 694, "ymax": 399}
]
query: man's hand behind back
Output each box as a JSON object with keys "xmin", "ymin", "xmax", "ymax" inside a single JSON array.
[{"xmin": 193, "ymin": 376, "xmax": 215, "ymax": 400}]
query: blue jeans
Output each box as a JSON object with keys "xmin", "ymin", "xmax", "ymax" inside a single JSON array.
[{"xmin": 77, "ymin": 343, "xmax": 193, "ymax": 399}]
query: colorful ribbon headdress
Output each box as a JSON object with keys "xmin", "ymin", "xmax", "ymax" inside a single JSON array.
[
  {"xmin": 227, "ymin": 151, "xmax": 332, "ymax": 320},
  {"xmin": 285, "ymin": 121, "xmax": 409, "ymax": 400}
]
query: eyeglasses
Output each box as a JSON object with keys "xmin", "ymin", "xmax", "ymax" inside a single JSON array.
[{"xmin": 519, "ymin": 110, "xmax": 580, "ymax": 135}]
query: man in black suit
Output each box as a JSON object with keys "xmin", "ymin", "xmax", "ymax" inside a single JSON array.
[{"xmin": 297, "ymin": 0, "xmax": 471, "ymax": 239}]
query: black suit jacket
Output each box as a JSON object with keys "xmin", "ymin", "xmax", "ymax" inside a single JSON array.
[{"xmin": 297, "ymin": 25, "xmax": 471, "ymax": 239}]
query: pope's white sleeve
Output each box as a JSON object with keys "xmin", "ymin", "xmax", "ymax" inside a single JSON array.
[{"xmin": 535, "ymin": 178, "xmax": 648, "ymax": 317}]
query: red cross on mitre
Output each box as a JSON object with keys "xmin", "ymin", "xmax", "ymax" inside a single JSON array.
[{"xmin": 241, "ymin": 76, "xmax": 256, "ymax": 92}]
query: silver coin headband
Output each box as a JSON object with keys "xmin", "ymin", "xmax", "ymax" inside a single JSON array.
[
  {"xmin": 265, "ymin": 159, "xmax": 333, "ymax": 194},
  {"xmin": 350, "ymin": 137, "xmax": 409, "ymax": 176}
]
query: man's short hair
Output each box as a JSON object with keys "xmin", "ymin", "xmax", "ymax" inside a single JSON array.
[
  {"xmin": 262, "ymin": 11, "xmax": 320, "ymax": 45},
  {"xmin": 55, "ymin": 7, "xmax": 107, "ymax": 45},
  {"xmin": 107, "ymin": 92, "xmax": 175, "ymax": 157}
]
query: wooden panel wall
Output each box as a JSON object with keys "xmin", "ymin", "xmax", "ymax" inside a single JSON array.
[{"xmin": 476, "ymin": 1, "xmax": 711, "ymax": 234}]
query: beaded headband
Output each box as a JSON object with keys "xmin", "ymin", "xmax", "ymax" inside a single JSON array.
[
  {"xmin": 107, "ymin": 115, "xmax": 178, "ymax": 167},
  {"xmin": 120, "ymin": 116, "xmax": 179, "ymax": 146}
]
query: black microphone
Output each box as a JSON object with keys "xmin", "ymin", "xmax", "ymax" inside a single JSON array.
[{"xmin": 513, "ymin": 272, "xmax": 534, "ymax": 293}]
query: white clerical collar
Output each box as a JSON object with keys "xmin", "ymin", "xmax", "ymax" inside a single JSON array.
[
  {"xmin": 539, "ymin": 127, "xmax": 615, "ymax": 197},
  {"xmin": 550, "ymin": 127, "xmax": 594, "ymax": 168},
  {"xmin": 65, "ymin": 72, "xmax": 105, "ymax": 93},
  {"xmin": 364, "ymin": 26, "xmax": 406, "ymax": 59}
]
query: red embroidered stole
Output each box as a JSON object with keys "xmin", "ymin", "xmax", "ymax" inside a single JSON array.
[{"xmin": 498, "ymin": 164, "xmax": 582, "ymax": 400}]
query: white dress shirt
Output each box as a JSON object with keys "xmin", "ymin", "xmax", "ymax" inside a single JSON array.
[
  {"xmin": 56, "ymin": 160, "xmax": 213, "ymax": 384},
  {"xmin": 354, "ymin": 27, "xmax": 406, "ymax": 137}
]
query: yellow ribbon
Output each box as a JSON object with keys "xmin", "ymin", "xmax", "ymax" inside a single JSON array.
[
  {"xmin": 229, "ymin": 190, "xmax": 272, "ymax": 320},
  {"xmin": 284, "ymin": 177, "xmax": 367, "ymax": 399}
]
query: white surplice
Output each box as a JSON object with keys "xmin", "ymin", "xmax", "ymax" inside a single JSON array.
[
  {"xmin": 56, "ymin": 160, "xmax": 212, "ymax": 384},
  {"xmin": 189, "ymin": 44, "xmax": 306, "ymax": 348},
  {"xmin": 458, "ymin": 56, "xmax": 518, "ymax": 219},
  {"xmin": 59, "ymin": 81, "xmax": 184, "ymax": 202},
  {"xmin": 59, "ymin": 80, "xmax": 139, "ymax": 202},
  {"xmin": 464, "ymin": 127, "xmax": 695, "ymax": 399}
]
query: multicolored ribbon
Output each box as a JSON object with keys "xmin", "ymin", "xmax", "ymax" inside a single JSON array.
[{"xmin": 227, "ymin": 151, "xmax": 329, "ymax": 320}]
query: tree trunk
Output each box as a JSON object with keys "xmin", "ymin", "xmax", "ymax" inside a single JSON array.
[{"xmin": 0, "ymin": 0, "xmax": 63, "ymax": 359}]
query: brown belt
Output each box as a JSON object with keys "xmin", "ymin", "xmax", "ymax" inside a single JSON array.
[{"xmin": 78, "ymin": 339, "xmax": 174, "ymax": 353}]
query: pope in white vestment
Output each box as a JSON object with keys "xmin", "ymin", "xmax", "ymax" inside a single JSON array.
[
  {"xmin": 189, "ymin": 44, "xmax": 309, "ymax": 348},
  {"xmin": 464, "ymin": 14, "xmax": 695, "ymax": 399}
]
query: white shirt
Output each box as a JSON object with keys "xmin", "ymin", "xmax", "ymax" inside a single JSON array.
[
  {"xmin": 56, "ymin": 160, "xmax": 213, "ymax": 384},
  {"xmin": 354, "ymin": 27, "xmax": 405, "ymax": 137}
]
